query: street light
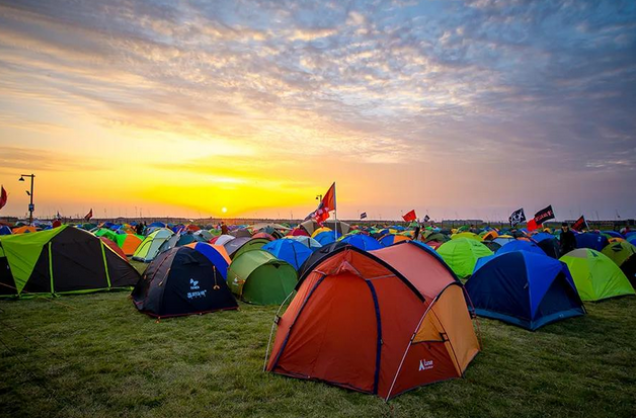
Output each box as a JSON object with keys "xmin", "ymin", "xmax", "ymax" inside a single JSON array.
[{"xmin": 19, "ymin": 174, "xmax": 35, "ymax": 224}]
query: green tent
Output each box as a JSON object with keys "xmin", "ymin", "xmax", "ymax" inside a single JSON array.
[
  {"xmin": 0, "ymin": 226, "xmax": 139, "ymax": 298},
  {"xmin": 437, "ymin": 238, "xmax": 493, "ymax": 279},
  {"xmin": 601, "ymin": 241, "xmax": 636, "ymax": 267},
  {"xmin": 94, "ymin": 228, "xmax": 118, "ymax": 241},
  {"xmin": 133, "ymin": 229, "xmax": 174, "ymax": 262},
  {"xmin": 560, "ymin": 248, "xmax": 635, "ymax": 302},
  {"xmin": 227, "ymin": 249, "xmax": 297, "ymax": 305}
]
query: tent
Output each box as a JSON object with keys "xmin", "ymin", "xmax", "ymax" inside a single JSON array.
[
  {"xmin": 262, "ymin": 239, "xmax": 313, "ymax": 271},
  {"xmin": 481, "ymin": 231, "xmax": 499, "ymax": 241},
  {"xmin": 466, "ymin": 251, "xmax": 585, "ymax": 330},
  {"xmin": 193, "ymin": 230, "xmax": 213, "ymax": 242},
  {"xmin": 379, "ymin": 234, "xmax": 411, "ymax": 247},
  {"xmin": 13, "ymin": 226, "xmax": 37, "ymax": 234},
  {"xmin": 575, "ymin": 233, "xmax": 609, "ymax": 252},
  {"xmin": 0, "ymin": 226, "xmax": 139, "ymax": 298},
  {"xmin": 481, "ymin": 241, "xmax": 502, "ymax": 253},
  {"xmin": 298, "ymin": 241, "xmax": 349, "ymax": 278},
  {"xmin": 287, "ymin": 236, "xmax": 322, "ymax": 250},
  {"xmin": 113, "ymin": 234, "xmax": 143, "ymax": 256},
  {"xmin": 132, "ymin": 229, "xmax": 174, "ymax": 262},
  {"xmin": 211, "ymin": 234, "xmax": 235, "ymax": 246},
  {"xmin": 601, "ymin": 241, "xmax": 636, "ymax": 287},
  {"xmin": 496, "ymin": 240, "xmax": 546, "ymax": 256},
  {"xmin": 266, "ymin": 242, "xmax": 480, "ymax": 400},
  {"xmin": 532, "ymin": 233, "xmax": 561, "ymax": 259},
  {"xmin": 252, "ymin": 232, "xmax": 275, "ymax": 241},
  {"xmin": 560, "ymin": 249, "xmax": 635, "ymax": 301},
  {"xmin": 288, "ymin": 227, "xmax": 310, "ymax": 237},
  {"xmin": 224, "ymin": 237, "xmax": 270, "ymax": 259},
  {"xmin": 340, "ymin": 234, "xmax": 382, "ymax": 251},
  {"xmin": 99, "ymin": 237, "xmax": 128, "ymax": 260},
  {"xmin": 437, "ymin": 238, "xmax": 493, "ymax": 279},
  {"xmin": 493, "ymin": 237, "xmax": 515, "ymax": 247},
  {"xmin": 314, "ymin": 230, "xmax": 340, "ymax": 246},
  {"xmin": 451, "ymin": 232, "xmax": 481, "ymax": 241},
  {"xmin": 230, "ymin": 228, "xmax": 252, "ymax": 238},
  {"xmin": 184, "ymin": 242, "xmax": 231, "ymax": 279},
  {"xmin": 301, "ymin": 220, "xmax": 350, "ymax": 236},
  {"xmin": 132, "ymin": 246, "xmax": 237, "ymax": 317},
  {"xmin": 0, "ymin": 226, "xmax": 12, "ymax": 235},
  {"xmin": 311, "ymin": 227, "xmax": 333, "ymax": 238},
  {"xmin": 227, "ymin": 250, "xmax": 297, "ymax": 305}
]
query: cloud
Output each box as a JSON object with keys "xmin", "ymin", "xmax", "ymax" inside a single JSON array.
[{"xmin": 0, "ymin": 0, "xmax": 634, "ymax": 217}]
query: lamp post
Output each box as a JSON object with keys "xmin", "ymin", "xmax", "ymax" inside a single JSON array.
[{"xmin": 19, "ymin": 174, "xmax": 35, "ymax": 224}]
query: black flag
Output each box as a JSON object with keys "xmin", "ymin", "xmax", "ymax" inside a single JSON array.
[
  {"xmin": 572, "ymin": 215, "xmax": 588, "ymax": 232},
  {"xmin": 423, "ymin": 215, "xmax": 430, "ymax": 222},
  {"xmin": 534, "ymin": 205, "xmax": 555, "ymax": 224},
  {"xmin": 509, "ymin": 208, "xmax": 526, "ymax": 226},
  {"xmin": 360, "ymin": 212, "xmax": 367, "ymax": 219}
]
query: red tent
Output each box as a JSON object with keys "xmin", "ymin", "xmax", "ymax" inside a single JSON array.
[
  {"xmin": 288, "ymin": 228, "xmax": 309, "ymax": 237},
  {"xmin": 266, "ymin": 241, "xmax": 480, "ymax": 399}
]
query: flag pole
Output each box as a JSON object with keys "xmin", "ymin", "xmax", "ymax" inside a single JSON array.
[{"xmin": 333, "ymin": 182, "xmax": 338, "ymax": 240}]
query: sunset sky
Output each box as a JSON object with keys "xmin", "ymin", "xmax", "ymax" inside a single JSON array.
[{"xmin": 0, "ymin": 0, "xmax": 635, "ymax": 221}]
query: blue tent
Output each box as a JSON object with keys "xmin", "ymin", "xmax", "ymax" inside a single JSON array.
[
  {"xmin": 187, "ymin": 242, "xmax": 230, "ymax": 280},
  {"xmin": 628, "ymin": 235, "xmax": 636, "ymax": 245},
  {"xmin": 576, "ymin": 233, "xmax": 609, "ymax": 252},
  {"xmin": 340, "ymin": 234, "xmax": 382, "ymax": 251},
  {"xmin": 496, "ymin": 240, "xmax": 546, "ymax": 256},
  {"xmin": 149, "ymin": 222, "xmax": 166, "ymax": 228},
  {"xmin": 532, "ymin": 233, "xmax": 561, "ymax": 259},
  {"xmin": 314, "ymin": 231, "xmax": 340, "ymax": 246},
  {"xmin": 466, "ymin": 251, "xmax": 585, "ymax": 330},
  {"xmin": 262, "ymin": 239, "xmax": 313, "ymax": 271},
  {"xmin": 532, "ymin": 233, "xmax": 555, "ymax": 243},
  {"xmin": 0, "ymin": 225, "xmax": 12, "ymax": 235},
  {"xmin": 493, "ymin": 237, "xmax": 515, "ymax": 247},
  {"xmin": 601, "ymin": 230, "xmax": 623, "ymax": 238}
]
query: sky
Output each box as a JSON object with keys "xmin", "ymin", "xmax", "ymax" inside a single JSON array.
[{"xmin": 0, "ymin": 0, "xmax": 635, "ymax": 221}]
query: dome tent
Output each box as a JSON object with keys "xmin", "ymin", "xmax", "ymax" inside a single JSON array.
[
  {"xmin": 262, "ymin": 239, "xmax": 313, "ymax": 271},
  {"xmin": 560, "ymin": 249, "xmax": 635, "ymax": 302},
  {"xmin": 266, "ymin": 241, "xmax": 479, "ymax": 400},
  {"xmin": 437, "ymin": 238, "xmax": 493, "ymax": 279},
  {"xmin": 466, "ymin": 251, "xmax": 585, "ymax": 330},
  {"xmin": 0, "ymin": 226, "xmax": 139, "ymax": 298},
  {"xmin": 133, "ymin": 229, "xmax": 174, "ymax": 262},
  {"xmin": 132, "ymin": 246, "xmax": 237, "ymax": 318},
  {"xmin": 601, "ymin": 241, "xmax": 636, "ymax": 287},
  {"xmin": 227, "ymin": 250, "xmax": 297, "ymax": 305}
]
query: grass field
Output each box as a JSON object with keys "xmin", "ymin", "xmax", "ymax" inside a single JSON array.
[{"xmin": 1, "ymin": 289, "xmax": 635, "ymax": 418}]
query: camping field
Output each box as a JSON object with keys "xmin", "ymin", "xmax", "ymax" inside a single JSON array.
[{"xmin": 0, "ymin": 289, "xmax": 634, "ymax": 418}]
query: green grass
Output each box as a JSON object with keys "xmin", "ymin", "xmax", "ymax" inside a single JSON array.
[{"xmin": 0, "ymin": 291, "xmax": 634, "ymax": 418}]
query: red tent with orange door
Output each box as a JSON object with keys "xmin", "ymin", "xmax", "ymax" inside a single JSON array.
[{"xmin": 265, "ymin": 241, "xmax": 480, "ymax": 400}]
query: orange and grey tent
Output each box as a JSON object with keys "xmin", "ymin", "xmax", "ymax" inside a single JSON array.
[{"xmin": 265, "ymin": 241, "xmax": 480, "ymax": 400}]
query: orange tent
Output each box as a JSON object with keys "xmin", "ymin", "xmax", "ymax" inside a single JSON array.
[
  {"xmin": 118, "ymin": 234, "xmax": 143, "ymax": 256},
  {"xmin": 12, "ymin": 226, "xmax": 37, "ymax": 234},
  {"xmin": 266, "ymin": 241, "xmax": 480, "ymax": 400}
]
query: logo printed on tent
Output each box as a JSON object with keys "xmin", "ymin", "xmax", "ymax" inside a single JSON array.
[
  {"xmin": 190, "ymin": 278, "xmax": 200, "ymax": 290},
  {"xmin": 419, "ymin": 359, "xmax": 434, "ymax": 371}
]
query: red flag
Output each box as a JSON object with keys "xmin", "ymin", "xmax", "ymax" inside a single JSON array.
[
  {"xmin": 527, "ymin": 219, "xmax": 538, "ymax": 231},
  {"xmin": 313, "ymin": 182, "xmax": 336, "ymax": 225},
  {"xmin": 0, "ymin": 186, "xmax": 7, "ymax": 211},
  {"xmin": 402, "ymin": 209, "xmax": 417, "ymax": 222},
  {"xmin": 84, "ymin": 208, "xmax": 93, "ymax": 221}
]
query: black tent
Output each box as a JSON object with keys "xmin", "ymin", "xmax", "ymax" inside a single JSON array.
[
  {"xmin": 0, "ymin": 225, "xmax": 139, "ymax": 298},
  {"xmin": 132, "ymin": 247, "xmax": 238, "ymax": 318}
]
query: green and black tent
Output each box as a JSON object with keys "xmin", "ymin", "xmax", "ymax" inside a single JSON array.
[{"xmin": 0, "ymin": 225, "xmax": 140, "ymax": 298}]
